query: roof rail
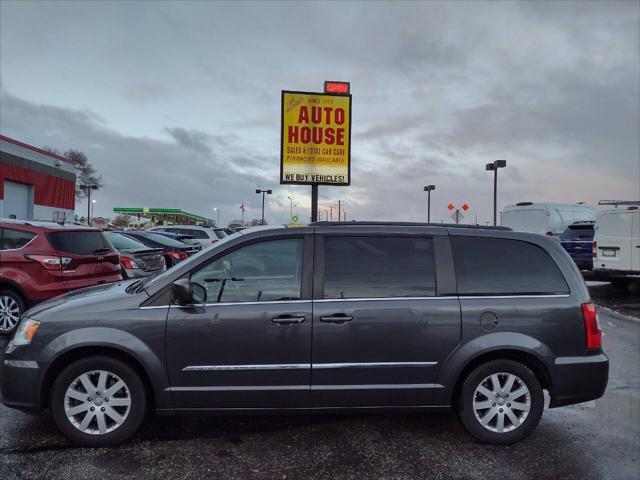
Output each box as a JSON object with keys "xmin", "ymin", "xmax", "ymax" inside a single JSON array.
[
  {"xmin": 598, "ymin": 200, "xmax": 640, "ymax": 206},
  {"xmin": 310, "ymin": 221, "xmax": 511, "ymax": 231}
]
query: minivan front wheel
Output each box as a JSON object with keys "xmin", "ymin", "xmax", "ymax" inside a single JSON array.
[
  {"xmin": 50, "ymin": 356, "xmax": 147, "ymax": 446},
  {"xmin": 458, "ymin": 359, "xmax": 544, "ymax": 445}
]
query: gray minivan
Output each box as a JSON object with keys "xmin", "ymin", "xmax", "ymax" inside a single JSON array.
[{"xmin": 0, "ymin": 223, "xmax": 608, "ymax": 446}]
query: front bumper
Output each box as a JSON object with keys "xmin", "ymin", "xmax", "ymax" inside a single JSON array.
[
  {"xmin": 549, "ymin": 353, "xmax": 609, "ymax": 408},
  {"xmin": 0, "ymin": 347, "xmax": 44, "ymax": 413}
]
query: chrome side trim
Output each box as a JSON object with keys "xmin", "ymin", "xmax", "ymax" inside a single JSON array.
[
  {"xmin": 313, "ymin": 297, "xmax": 456, "ymax": 303},
  {"xmin": 140, "ymin": 299, "xmax": 311, "ymax": 310},
  {"xmin": 313, "ymin": 362, "xmax": 437, "ymax": 369},
  {"xmin": 183, "ymin": 364, "xmax": 310, "ymax": 371},
  {"xmin": 168, "ymin": 384, "xmax": 443, "ymax": 392},
  {"xmin": 182, "ymin": 362, "xmax": 438, "ymax": 372},
  {"xmin": 170, "ymin": 385, "xmax": 309, "ymax": 392},
  {"xmin": 311, "ymin": 383, "xmax": 443, "ymax": 390},
  {"xmin": 459, "ymin": 294, "xmax": 570, "ymax": 299}
]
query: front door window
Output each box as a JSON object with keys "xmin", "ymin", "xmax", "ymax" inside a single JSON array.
[{"xmin": 191, "ymin": 238, "xmax": 304, "ymax": 303}]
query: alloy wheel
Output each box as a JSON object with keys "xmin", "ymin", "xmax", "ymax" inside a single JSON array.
[
  {"xmin": 0, "ymin": 295, "xmax": 21, "ymax": 333},
  {"xmin": 64, "ymin": 370, "xmax": 132, "ymax": 435},
  {"xmin": 472, "ymin": 372, "xmax": 531, "ymax": 433}
]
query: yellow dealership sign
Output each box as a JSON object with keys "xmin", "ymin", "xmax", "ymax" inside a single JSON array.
[{"xmin": 280, "ymin": 91, "xmax": 351, "ymax": 186}]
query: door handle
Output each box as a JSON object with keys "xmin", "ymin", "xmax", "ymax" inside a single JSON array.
[
  {"xmin": 320, "ymin": 314, "xmax": 354, "ymax": 324},
  {"xmin": 271, "ymin": 315, "xmax": 306, "ymax": 325}
]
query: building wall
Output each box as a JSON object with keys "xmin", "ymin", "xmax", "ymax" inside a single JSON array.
[{"xmin": 0, "ymin": 135, "xmax": 75, "ymax": 221}]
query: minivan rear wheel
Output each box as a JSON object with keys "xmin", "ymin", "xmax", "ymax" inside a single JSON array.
[
  {"xmin": 458, "ymin": 359, "xmax": 544, "ymax": 445},
  {"xmin": 0, "ymin": 289, "xmax": 25, "ymax": 335},
  {"xmin": 50, "ymin": 356, "xmax": 147, "ymax": 447}
]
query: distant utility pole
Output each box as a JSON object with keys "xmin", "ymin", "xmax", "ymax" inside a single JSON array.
[
  {"xmin": 330, "ymin": 205, "xmax": 333, "ymax": 221},
  {"xmin": 337, "ymin": 200, "xmax": 342, "ymax": 222}
]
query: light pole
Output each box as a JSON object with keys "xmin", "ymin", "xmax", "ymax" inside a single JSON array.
[
  {"xmin": 213, "ymin": 208, "xmax": 220, "ymax": 227},
  {"xmin": 423, "ymin": 185, "xmax": 435, "ymax": 223},
  {"xmin": 80, "ymin": 184, "xmax": 99, "ymax": 225},
  {"xmin": 255, "ymin": 189, "xmax": 272, "ymax": 225},
  {"xmin": 91, "ymin": 199, "xmax": 96, "ymax": 220},
  {"xmin": 485, "ymin": 160, "xmax": 507, "ymax": 226},
  {"xmin": 287, "ymin": 196, "xmax": 294, "ymax": 222}
]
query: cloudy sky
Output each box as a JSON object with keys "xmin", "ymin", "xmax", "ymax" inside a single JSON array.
[{"xmin": 1, "ymin": 0, "xmax": 638, "ymax": 225}]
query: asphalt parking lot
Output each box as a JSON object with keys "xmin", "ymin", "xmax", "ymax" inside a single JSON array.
[{"xmin": 0, "ymin": 286, "xmax": 638, "ymax": 480}]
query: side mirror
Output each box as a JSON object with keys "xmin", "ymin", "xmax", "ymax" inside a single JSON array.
[
  {"xmin": 172, "ymin": 279, "xmax": 208, "ymax": 305},
  {"xmin": 172, "ymin": 278, "xmax": 193, "ymax": 305}
]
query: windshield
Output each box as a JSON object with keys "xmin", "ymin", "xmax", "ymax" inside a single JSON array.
[
  {"xmin": 501, "ymin": 210, "xmax": 547, "ymax": 234},
  {"xmin": 143, "ymin": 231, "xmax": 243, "ymax": 288},
  {"xmin": 106, "ymin": 232, "xmax": 146, "ymax": 250}
]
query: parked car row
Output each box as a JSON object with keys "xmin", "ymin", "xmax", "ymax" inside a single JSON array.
[
  {"xmin": 501, "ymin": 201, "xmax": 640, "ymax": 289},
  {"xmin": 0, "ymin": 220, "xmax": 217, "ymax": 335}
]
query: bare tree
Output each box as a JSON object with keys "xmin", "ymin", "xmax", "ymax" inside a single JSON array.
[
  {"xmin": 65, "ymin": 149, "xmax": 104, "ymax": 200},
  {"xmin": 42, "ymin": 147, "xmax": 104, "ymax": 200}
]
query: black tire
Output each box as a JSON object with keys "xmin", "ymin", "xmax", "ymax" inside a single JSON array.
[
  {"xmin": 50, "ymin": 356, "xmax": 147, "ymax": 447},
  {"xmin": 458, "ymin": 359, "xmax": 544, "ymax": 445},
  {"xmin": 0, "ymin": 288, "xmax": 26, "ymax": 335}
]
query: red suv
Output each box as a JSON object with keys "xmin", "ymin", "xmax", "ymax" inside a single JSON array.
[{"xmin": 0, "ymin": 220, "xmax": 122, "ymax": 334}]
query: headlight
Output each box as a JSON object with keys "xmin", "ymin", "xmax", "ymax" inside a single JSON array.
[{"xmin": 12, "ymin": 318, "xmax": 41, "ymax": 346}]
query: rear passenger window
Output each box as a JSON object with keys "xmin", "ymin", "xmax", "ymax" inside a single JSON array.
[
  {"xmin": 1, "ymin": 228, "xmax": 36, "ymax": 250},
  {"xmin": 451, "ymin": 236, "xmax": 569, "ymax": 295},
  {"xmin": 323, "ymin": 237, "xmax": 436, "ymax": 299},
  {"xmin": 47, "ymin": 231, "xmax": 112, "ymax": 255}
]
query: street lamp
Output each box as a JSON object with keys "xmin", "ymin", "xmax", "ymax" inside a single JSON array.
[
  {"xmin": 287, "ymin": 196, "xmax": 294, "ymax": 222},
  {"xmin": 485, "ymin": 160, "xmax": 507, "ymax": 226},
  {"xmin": 213, "ymin": 208, "xmax": 220, "ymax": 227},
  {"xmin": 91, "ymin": 199, "xmax": 96, "ymax": 220},
  {"xmin": 423, "ymin": 185, "xmax": 436, "ymax": 223},
  {"xmin": 79, "ymin": 184, "xmax": 99, "ymax": 225},
  {"xmin": 255, "ymin": 189, "xmax": 272, "ymax": 225}
]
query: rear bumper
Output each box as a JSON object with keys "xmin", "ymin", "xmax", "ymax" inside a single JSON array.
[
  {"xmin": 549, "ymin": 353, "xmax": 609, "ymax": 408},
  {"xmin": 592, "ymin": 268, "xmax": 640, "ymax": 280}
]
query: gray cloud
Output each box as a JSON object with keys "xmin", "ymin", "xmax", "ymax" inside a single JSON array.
[{"xmin": 0, "ymin": 0, "xmax": 638, "ymax": 225}]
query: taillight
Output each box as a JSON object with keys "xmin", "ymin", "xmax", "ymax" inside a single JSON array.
[
  {"xmin": 25, "ymin": 254, "xmax": 72, "ymax": 270},
  {"xmin": 545, "ymin": 231, "xmax": 554, "ymax": 236},
  {"xmin": 120, "ymin": 256, "xmax": 140, "ymax": 269},
  {"xmin": 582, "ymin": 303, "xmax": 602, "ymax": 350},
  {"xmin": 211, "ymin": 239, "xmax": 218, "ymax": 244},
  {"xmin": 167, "ymin": 251, "xmax": 188, "ymax": 261},
  {"xmin": 592, "ymin": 241, "xmax": 597, "ymax": 258}
]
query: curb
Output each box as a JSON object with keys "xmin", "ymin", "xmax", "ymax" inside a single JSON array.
[{"xmin": 596, "ymin": 305, "xmax": 640, "ymax": 325}]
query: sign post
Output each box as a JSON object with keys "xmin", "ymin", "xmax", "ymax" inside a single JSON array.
[{"xmin": 280, "ymin": 82, "xmax": 351, "ymax": 222}]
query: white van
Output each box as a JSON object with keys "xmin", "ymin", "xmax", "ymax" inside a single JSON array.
[
  {"xmin": 593, "ymin": 206, "xmax": 640, "ymax": 289},
  {"xmin": 501, "ymin": 202, "xmax": 596, "ymax": 237}
]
